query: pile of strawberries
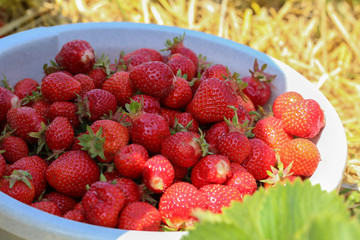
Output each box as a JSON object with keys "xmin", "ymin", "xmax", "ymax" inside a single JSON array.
[{"xmin": 0, "ymin": 34, "xmax": 325, "ymax": 231}]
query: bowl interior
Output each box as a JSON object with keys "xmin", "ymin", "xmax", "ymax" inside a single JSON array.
[{"xmin": 0, "ymin": 22, "xmax": 347, "ymax": 240}]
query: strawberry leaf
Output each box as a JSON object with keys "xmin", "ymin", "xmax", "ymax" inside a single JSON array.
[{"xmin": 184, "ymin": 180, "xmax": 360, "ymax": 240}]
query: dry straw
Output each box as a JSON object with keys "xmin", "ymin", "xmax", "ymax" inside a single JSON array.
[{"xmin": 1, "ymin": 0, "xmax": 360, "ymax": 188}]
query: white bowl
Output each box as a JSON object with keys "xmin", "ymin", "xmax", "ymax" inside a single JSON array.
[{"xmin": 0, "ymin": 22, "xmax": 347, "ymax": 240}]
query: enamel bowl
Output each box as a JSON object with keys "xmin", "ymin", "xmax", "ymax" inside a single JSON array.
[{"xmin": 0, "ymin": 22, "xmax": 347, "ymax": 240}]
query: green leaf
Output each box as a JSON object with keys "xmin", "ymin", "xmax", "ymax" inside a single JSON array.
[{"xmin": 184, "ymin": 180, "xmax": 360, "ymax": 240}]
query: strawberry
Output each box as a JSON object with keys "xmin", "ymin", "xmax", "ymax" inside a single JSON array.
[
  {"xmin": 277, "ymin": 138, "xmax": 321, "ymax": 177},
  {"xmin": 121, "ymin": 53, "xmax": 151, "ymax": 71},
  {"xmin": 45, "ymin": 150, "xmax": 100, "ymax": 198},
  {"xmin": 199, "ymin": 184, "xmax": 242, "ymax": 214},
  {"xmin": 130, "ymin": 94, "xmax": 161, "ymax": 114},
  {"xmin": 161, "ymin": 75, "xmax": 193, "ymax": 110},
  {"xmin": 7, "ymin": 155, "xmax": 48, "ymax": 199},
  {"xmin": 42, "ymin": 191, "xmax": 78, "ymax": 215},
  {"xmin": 6, "ymin": 106, "xmax": 46, "ymax": 143},
  {"xmin": 281, "ymin": 99, "xmax": 325, "ymax": 139},
  {"xmin": 166, "ymin": 53, "xmax": 196, "ymax": 81},
  {"xmin": 41, "ymin": 72, "xmax": 81, "ymax": 102},
  {"xmin": 13, "ymin": 78, "xmax": 39, "ymax": 100},
  {"xmin": 158, "ymin": 182, "xmax": 207, "ymax": 230},
  {"xmin": 55, "ymin": 39, "xmax": 95, "ymax": 74},
  {"xmin": 45, "ymin": 116, "xmax": 75, "ymax": 153},
  {"xmin": 0, "ymin": 86, "xmax": 20, "ymax": 124},
  {"xmin": 224, "ymin": 162, "xmax": 257, "ymax": 197},
  {"xmin": 191, "ymin": 154, "xmax": 232, "ymax": 189},
  {"xmin": 261, "ymin": 161, "xmax": 297, "ymax": 189},
  {"xmin": 0, "ymin": 135, "xmax": 29, "ymax": 163},
  {"xmin": 102, "ymin": 166, "xmax": 122, "ymax": 182},
  {"xmin": 185, "ymin": 77, "xmax": 238, "ymax": 124},
  {"xmin": 63, "ymin": 208, "xmax": 86, "ymax": 223},
  {"xmin": 122, "ymin": 48, "xmax": 163, "ymax": 63},
  {"xmin": 78, "ymin": 119, "xmax": 129, "ymax": 163},
  {"xmin": 237, "ymin": 94, "xmax": 256, "ymax": 112},
  {"xmin": 217, "ymin": 131, "xmax": 251, "ymax": 164},
  {"xmin": 126, "ymin": 101, "xmax": 171, "ymax": 154},
  {"xmin": 272, "ymin": 91, "xmax": 303, "ymax": 119},
  {"xmin": 112, "ymin": 178, "xmax": 142, "ymax": 205},
  {"xmin": 241, "ymin": 59, "xmax": 276, "ymax": 107},
  {"xmin": 242, "ymin": 138, "xmax": 277, "ymax": 180},
  {"xmin": 114, "ymin": 144, "xmax": 149, "ymax": 179},
  {"xmin": 73, "ymin": 73, "xmax": 96, "ymax": 97},
  {"xmin": 172, "ymin": 112, "xmax": 199, "ymax": 133},
  {"xmin": 118, "ymin": 201, "xmax": 162, "ymax": 231},
  {"xmin": 252, "ymin": 116, "xmax": 293, "ymax": 149},
  {"xmin": 31, "ymin": 99, "xmax": 51, "ymax": 120},
  {"xmin": 192, "ymin": 64, "xmax": 231, "ymax": 94},
  {"xmin": 102, "ymin": 71, "xmax": 136, "ymax": 107},
  {"xmin": 78, "ymin": 89, "xmax": 118, "ymax": 122},
  {"xmin": 142, "ymin": 155, "xmax": 174, "ymax": 193},
  {"xmin": 173, "ymin": 164, "xmax": 188, "ymax": 181},
  {"xmin": 82, "ymin": 181, "xmax": 125, "ymax": 228},
  {"xmin": 204, "ymin": 121, "xmax": 229, "ymax": 154},
  {"xmin": 0, "ymin": 170, "xmax": 35, "ymax": 204},
  {"xmin": 87, "ymin": 68, "xmax": 108, "ymax": 89},
  {"xmin": 163, "ymin": 34, "xmax": 198, "ymax": 67},
  {"xmin": 129, "ymin": 61, "xmax": 175, "ymax": 99},
  {"xmin": 160, "ymin": 131, "xmax": 207, "ymax": 168},
  {"xmin": 48, "ymin": 101, "xmax": 80, "ymax": 129},
  {"xmin": 0, "ymin": 154, "xmax": 5, "ymax": 178},
  {"xmin": 30, "ymin": 200, "xmax": 62, "ymax": 216}
]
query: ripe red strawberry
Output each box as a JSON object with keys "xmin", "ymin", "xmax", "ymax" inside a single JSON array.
[
  {"xmin": 217, "ymin": 131, "xmax": 251, "ymax": 164},
  {"xmin": 82, "ymin": 181, "xmax": 125, "ymax": 228},
  {"xmin": 114, "ymin": 144, "xmax": 149, "ymax": 179},
  {"xmin": 74, "ymin": 73, "xmax": 96, "ymax": 97},
  {"xmin": 204, "ymin": 121, "xmax": 229, "ymax": 154},
  {"xmin": 199, "ymin": 184, "xmax": 242, "ymax": 214},
  {"xmin": 158, "ymin": 181, "xmax": 207, "ymax": 230},
  {"xmin": 63, "ymin": 208, "xmax": 86, "ymax": 223},
  {"xmin": 160, "ymin": 131, "xmax": 206, "ymax": 168},
  {"xmin": 142, "ymin": 155, "xmax": 174, "ymax": 193},
  {"xmin": 191, "ymin": 154, "xmax": 232, "ymax": 189},
  {"xmin": 0, "ymin": 170, "xmax": 35, "ymax": 204},
  {"xmin": 41, "ymin": 72, "xmax": 81, "ymax": 102},
  {"xmin": 48, "ymin": 101, "xmax": 80, "ymax": 129},
  {"xmin": 277, "ymin": 138, "xmax": 321, "ymax": 177},
  {"xmin": 172, "ymin": 112, "xmax": 199, "ymax": 133},
  {"xmin": 241, "ymin": 59, "xmax": 276, "ymax": 107},
  {"xmin": 173, "ymin": 164, "xmax": 188, "ymax": 181},
  {"xmin": 7, "ymin": 155, "xmax": 48, "ymax": 199},
  {"xmin": 130, "ymin": 94, "xmax": 161, "ymax": 114},
  {"xmin": 30, "ymin": 200, "xmax": 62, "ymax": 216},
  {"xmin": 129, "ymin": 61, "xmax": 175, "ymax": 99},
  {"xmin": 281, "ymin": 99, "xmax": 325, "ymax": 139},
  {"xmin": 200, "ymin": 64, "xmax": 230, "ymax": 81},
  {"xmin": 242, "ymin": 138, "xmax": 277, "ymax": 180},
  {"xmin": 87, "ymin": 68, "xmax": 108, "ymax": 88},
  {"xmin": 0, "ymin": 154, "xmax": 5, "ymax": 178},
  {"xmin": 42, "ymin": 191, "xmax": 78, "ymax": 215},
  {"xmin": 224, "ymin": 163, "xmax": 257, "ymax": 197},
  {"xmin": 121, "ymin": 53, "xmax": 151, "ymax": 71},
  {"xmin": 102, "ymin": 71, "xmax": 136, "ymax": 107},
  {"xmin": 237, "ymin": 94, "xmax": 256, "ymax": 112},
  {"xmin": 78, "ymin": 119, "xmax": 129, "ymax": 163},
  {"xmin": 0, "ymin": 136, "xmax": 29, "ymax": 163},
  {"xmin": 118, "ymin": 201, "xmax": 162, "ymax": 231},
  {"xmin": 45, "ymin": 150, "xmax": 100, "ymax": 198},
  {"xmin": 102, "ymin": 167, "xmax": 122, "ymax": 182},
  {"xmin": 166, "ymin": 53, "xmax": 196, "ymax": 81},
  {"xmin": 252, "ymin": 116, "xmax": 293, "ymax": 149},
  {"xmin": 0, "ymin": 86, "xmax": 20, "ymax": 124},
  {"xmin": 186, "ymin": 78, "xmax": 238, "ymax": 124},
  {"xmin": 55, "ymin": 39, "xmax": 95, "ymax": 74},
  {"xmin": 272, "ymin": 91, "xmax": 303, "ymax": 119},
  {"xmin": 31, "ymin": 99, "xmax": 51, "ymax": 120},
  {"xmin": 13, "ymin": 78, "xmax": 39, "ymax": 100},
  {"xmin": 6, "ymin": 106, "xmax": 46, "ymax": 143},
  {"xmin": 112, "ymin": 178, "xmax": 142, "ymax": 205},
  {"xmin": 126, "ymin": 101, "xmax": 171, "ymax": 154},
  {"xmin": 79, "ymin": 89, "xmax": 117, "ymax": 122},
  {"xmin": 161, "ymin": 75, "xmax": 193, "ymax": 110},
  {"xmin": 164, "ymin": 34, "xmax": 198, "ymax": 67},
  {"xmin": 46, "ymin": 116, "xmax": 75, "ymax": 153},
  {"xmin": 123, "ymin": 48, "xmax": 163, "ymax": 63}
]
